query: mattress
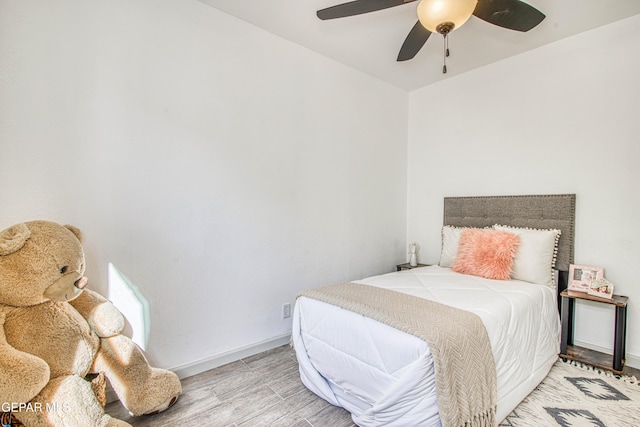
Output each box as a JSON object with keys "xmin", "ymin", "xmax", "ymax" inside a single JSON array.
[{"xmin": 292, "ymin": 265, "xmax": 561, "ymax": 426}]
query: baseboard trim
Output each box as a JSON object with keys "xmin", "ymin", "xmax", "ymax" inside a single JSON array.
[
  {"xmin": 172, "ymin": 332, "xmax": 292, "ymax": 379},
  {"xmin": 574, "ymin": 339, "xmax": 639, "ymax": 369}
]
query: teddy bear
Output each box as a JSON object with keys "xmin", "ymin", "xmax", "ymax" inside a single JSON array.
[{"xmin": 0, "ymin": 220, "xmax": 182, "ymax": 426}]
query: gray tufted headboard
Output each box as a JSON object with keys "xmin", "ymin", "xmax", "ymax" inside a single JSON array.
[{"xmin": 443, "ymin": 194, "xmax": 576, "ymax": 293}]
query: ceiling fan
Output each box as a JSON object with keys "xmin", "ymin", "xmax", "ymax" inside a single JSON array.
[{"xmin": 316, "ymin": 0, "xmax": 545, "ymax": 68}]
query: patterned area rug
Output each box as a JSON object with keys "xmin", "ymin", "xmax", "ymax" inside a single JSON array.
[{"xmin": 501, "ymin": 360, "xmax": 640, "ymax": 427}]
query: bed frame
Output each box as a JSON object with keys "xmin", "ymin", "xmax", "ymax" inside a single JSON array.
[{"xmin": 443, "ymin": 194, "xmax": 576, "ymax": 305}]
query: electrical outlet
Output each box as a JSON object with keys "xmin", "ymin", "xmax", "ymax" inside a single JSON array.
[{"xmin": 282, "ymin": 302, "xmax": 291, "ymax": 319}]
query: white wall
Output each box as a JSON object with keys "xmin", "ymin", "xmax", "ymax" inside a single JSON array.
[
  {"xmin": 0, "ymin": 0, "xmax": 408, "ymax": 370},
  {"xmin": 407, "ymin": 15, "xmax": 640, "ymax": 366},
  {"xmin": 3, "ymin": 0, "xmax": 637, "ymax": 375}
]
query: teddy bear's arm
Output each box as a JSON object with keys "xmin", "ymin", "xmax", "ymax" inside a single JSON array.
[
  {"xmin": 0, "ymin": 312, "xmax": 51, "ymax": 404},
  {"xmin": 69, "ymin": 289, "xmax": 125, "ymax": 338}
]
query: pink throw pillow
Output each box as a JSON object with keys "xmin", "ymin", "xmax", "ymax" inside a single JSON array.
[{"xmin": 452, "ymin": 228, "xmax": 520, "ymax": 280}]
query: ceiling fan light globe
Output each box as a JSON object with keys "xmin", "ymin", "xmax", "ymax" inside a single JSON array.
[{"xmin": 417, "ymin": 0, "xmax": 478, "ymax": 34}]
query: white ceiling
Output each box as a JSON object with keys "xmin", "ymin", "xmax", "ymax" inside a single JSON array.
[{"xmin": 198, "ymin": 0, "xmax": 640, "ymax": 91}]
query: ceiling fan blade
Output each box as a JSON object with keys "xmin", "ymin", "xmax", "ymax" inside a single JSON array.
[
  {"xmin": 473, "ymin": 0, "xmax": 545, "ymax": 32},
  {"xmin": 397, "ymin": 20, "xmax": 432, "ymax": 61},
  {"xmin": 317, "ymin": 0, "xmax": 416, "ymax": 20}
]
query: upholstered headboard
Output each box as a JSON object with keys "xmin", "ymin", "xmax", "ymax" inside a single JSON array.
[{"xmin": 443, "ymin": 194, "xmax": 576, "ymax": 293}]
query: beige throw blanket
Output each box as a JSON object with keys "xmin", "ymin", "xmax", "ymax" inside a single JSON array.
[{"xmin": 298, "ymin": 282, "xmax": 497, "ymax": 427}]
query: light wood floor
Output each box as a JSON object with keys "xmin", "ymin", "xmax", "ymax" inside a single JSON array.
[
  {"xmin": 623, "ymin": 363, "xmax": 640, "ymax": 378},
  {"xmin": 105, "ymin": 345, "xmax": 355, "ymax": 427},
  {"xmin": 106, "ymin": 344, "xmax": 640, "ymax": 427}
]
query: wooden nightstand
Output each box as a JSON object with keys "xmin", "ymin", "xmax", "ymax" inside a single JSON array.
[
  {"xmin": 559, "ymin": 289, "xmax": 628, "ymax": 374},
  {"xmin": 396, "ymin": 263, "xmax": 428, "ymax": 271}
]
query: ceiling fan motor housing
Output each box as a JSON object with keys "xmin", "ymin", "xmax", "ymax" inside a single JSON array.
[{"xmin": 435, "ymin": 21, "xmax": 455, "ymax": 35}]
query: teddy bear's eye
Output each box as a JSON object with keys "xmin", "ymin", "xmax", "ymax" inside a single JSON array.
[{"xmin": 60, "ymin": 266, "xmax": 68, "ymax": 274}]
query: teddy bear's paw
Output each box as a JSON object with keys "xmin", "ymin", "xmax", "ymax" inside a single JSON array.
[
  {"xmin": 143, "ymin": 394, "xmax": 179, "ymax": 416},
  {"xmin": 120, "ymin": 368, "xmax": 182, "ymax": 416}
]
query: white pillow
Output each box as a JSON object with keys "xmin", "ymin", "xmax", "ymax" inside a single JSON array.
[
  {"xmin": 439, "ymin": 225, "xmax": 466, "ymax": 268},
  {"xmin": 493, "ymin": 224, "xmax": 561, "ymax": 287}
]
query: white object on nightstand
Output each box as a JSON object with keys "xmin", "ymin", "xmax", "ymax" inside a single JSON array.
[{"xmin": 408, "ymin": 242, "xmax": 420, "ymax": 267}]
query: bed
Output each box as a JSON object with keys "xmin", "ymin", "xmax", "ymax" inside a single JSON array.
[{"xmin": 292, "ymin": 194, "xmax": 576, "ymax": 427}]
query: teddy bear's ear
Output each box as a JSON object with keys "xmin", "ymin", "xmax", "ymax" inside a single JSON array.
[
  {"xmin": 0, "ymin": 223, "xmax": 32, "ymax": 256},
  {"xmin": 64, "ymin": 224, "xmax": 83, "ymax": 243}
]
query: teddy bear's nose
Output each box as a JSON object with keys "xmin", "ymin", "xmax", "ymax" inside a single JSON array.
[{"xmin": 75, "ymin": 277, "xmax": 88, "ymax": 290}]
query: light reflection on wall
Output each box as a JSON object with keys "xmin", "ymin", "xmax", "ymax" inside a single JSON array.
[{"xmin": 107, "ymin": 263, "xmax": 150, "ymax": 350}]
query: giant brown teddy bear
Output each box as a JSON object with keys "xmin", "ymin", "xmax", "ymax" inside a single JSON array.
[{"xmin": 0, "ymin": 220, "xmax": 181, "ymax": 426}]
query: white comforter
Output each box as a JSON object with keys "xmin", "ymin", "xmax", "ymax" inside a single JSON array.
[{"xmin": 292, "ymin": 266, "xmax": 561, "ymax": 426}]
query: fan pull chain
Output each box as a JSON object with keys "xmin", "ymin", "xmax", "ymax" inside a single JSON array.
[{"xmin": 442, "ymin": 34, "xmax": 449, "ymax": 74}]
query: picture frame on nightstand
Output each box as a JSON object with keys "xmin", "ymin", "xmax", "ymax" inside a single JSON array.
[
  {"xmin": 588, "ymin": 277, "xmax": 615, "ymax": 299},
  {"xmin": 568, "ymin": 264, "xmax": 604, "ymax": 293}
]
